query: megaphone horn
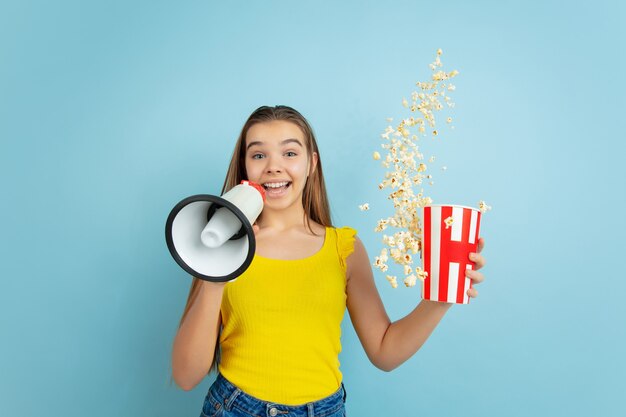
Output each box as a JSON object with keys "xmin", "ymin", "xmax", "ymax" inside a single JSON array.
[{"xmin": 165, "ymin": 181, "xmax": 266, "ymax": 282}]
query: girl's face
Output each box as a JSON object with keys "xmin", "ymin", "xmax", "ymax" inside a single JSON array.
[{"xmin": 244, "ymin": 120, "xmax": 317, "ymax": 212}]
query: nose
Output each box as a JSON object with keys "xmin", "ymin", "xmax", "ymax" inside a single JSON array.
[{"xmin": 264, "ymin": 154, "xmax": 282, "ymax": 174}]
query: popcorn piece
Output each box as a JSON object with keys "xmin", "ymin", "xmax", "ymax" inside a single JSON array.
[
  {"xmin": 359, "ymin": 203, "xmax": 370, "ymax": 211},
  {"xmin": 386, "ymin": 275, "xmax": 398, "ymax": 289},
  {"xmin": 375, "ymin": 219, "xmax": 389, "ymax": 232},
  {"xmin": 478, "ymin": 200, "xmax": 492, "ymax": 213},
  {"xmin": 444, "ymin": 216, "xmax": 454, "ymax": 229},
  {"xmin": 373, "ymin": 151, "xmax": 381, "ymax": 160},
  {"xmin": 373, "ymin": 256, "xmax": 389, "ymax": 272},
  {"xmin": 403, "ymin": 274, "xmax": 418, "ymax": 287},
  {"xmin": 416, "ymin": 268, "xmax": 428, "ymax": 281}
]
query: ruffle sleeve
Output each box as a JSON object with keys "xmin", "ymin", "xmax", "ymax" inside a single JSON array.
[{"xmin": 336, "ymin": 226, "xmax": 358, "ymax": 272}]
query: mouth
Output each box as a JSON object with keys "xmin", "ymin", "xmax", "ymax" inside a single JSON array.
[{"xmin": 262, "ymin": 181, "xmax": 292, "ymax": 197}]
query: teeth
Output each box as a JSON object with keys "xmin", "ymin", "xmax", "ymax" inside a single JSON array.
[{"xmin": 264, "ymin": 181, "xmax": 289, "ymax": 188}]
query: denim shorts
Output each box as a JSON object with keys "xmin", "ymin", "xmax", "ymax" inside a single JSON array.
[{"xmin": 200, "ymin": 373, "xmax": 347, "ymax": 417}]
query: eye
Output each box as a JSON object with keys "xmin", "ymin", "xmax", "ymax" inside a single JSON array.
[
  {"xmin": 251, "ymin": 153, "xmax": 264, "ymax": 159},
  {"xmin": 285, "ymin": 151, "xmax": 297, "ymax": 157}
]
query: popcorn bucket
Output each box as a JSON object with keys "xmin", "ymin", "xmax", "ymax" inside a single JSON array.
[{"xmin": 421, "ymin": 204, "xmax": 482, "ymax": 304}]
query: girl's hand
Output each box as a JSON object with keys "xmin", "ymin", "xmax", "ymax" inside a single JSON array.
[{"xmin": 465, "ymin": 237, "xmax": 486, "ymax": 298}]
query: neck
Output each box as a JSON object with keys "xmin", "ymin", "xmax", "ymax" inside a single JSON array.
[{"xmin": 256, "ymin": 204, "xmax": 309, "ymax": 232}]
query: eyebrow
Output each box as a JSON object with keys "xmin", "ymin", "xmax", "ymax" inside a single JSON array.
[{"xmin": 246, "ymin": 138, "xmax": 303, "ymax": 151}]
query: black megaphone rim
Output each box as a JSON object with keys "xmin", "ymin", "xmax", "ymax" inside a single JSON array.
[{"xmin": 165, "ymin": 194, "xmax": 256, "ymax": 282}]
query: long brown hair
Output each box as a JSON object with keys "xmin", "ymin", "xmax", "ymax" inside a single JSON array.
[{"xmin": 176, "ymin": 105, "xmax": 333, "ymax": 377}]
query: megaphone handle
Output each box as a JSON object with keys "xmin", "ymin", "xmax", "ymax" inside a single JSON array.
[{"xmin": 206, "ymin": 202, "xmax": 247, "ymax": 241}]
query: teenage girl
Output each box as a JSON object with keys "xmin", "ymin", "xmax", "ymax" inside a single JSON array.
[{"xmin": 172, "ymin": 105, "xmax": 487, "ymax": 417}]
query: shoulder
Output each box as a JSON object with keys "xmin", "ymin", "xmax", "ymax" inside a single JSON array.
[
  {"xmin": 332, "ymin": 225, "xmax": 358, "ymax": 247},
  {"xmin": 331, "ymin": 226, "xmax": 363, "ymax": 271},
  {"xmin": 345, "ymin": 235, "xmax": 367, "ymax": 267},
  {"xmin": 345, "ymin": 235, "xmax": 374, "ymax": 286}
]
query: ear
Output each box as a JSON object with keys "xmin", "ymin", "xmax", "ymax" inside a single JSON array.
[{"xmin": 308, "ymin": 152, "xmax": 318, "ymax": 177}]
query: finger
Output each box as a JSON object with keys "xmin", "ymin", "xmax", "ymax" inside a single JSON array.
[
  {"xmin": 465, "ymin": 269, "xmax": 484, "ymax": 284},
  {"xmin": 469, "ymin": 252, "xmax": 486, "ymax": 269},
  {"xmin": 478, "ymin": 237, "xmax": 485, "ymax": 253},
  {"xmin": 467, "ymin": 287, "xmax": 478, "ymax": 298},
  {"xmin": 252, "ymin": 224, "xmax": 260, "ymax": 235}
]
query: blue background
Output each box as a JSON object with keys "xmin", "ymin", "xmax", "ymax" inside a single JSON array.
[{"xmin": 1, "ymin": 1, "xmax": 624, "ymax": 416}]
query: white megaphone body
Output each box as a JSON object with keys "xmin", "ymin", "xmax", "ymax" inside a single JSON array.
[{"xmin": 165, "ymin": 180, "xmax": 266, "ymax": 282}]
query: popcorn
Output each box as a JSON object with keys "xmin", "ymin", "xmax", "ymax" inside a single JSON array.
[
  {"xmin": 478, "ymin": 200, "xmax": 492, "ymax": 213},
  {"xmin": 416, "ymin": 268, "xmax": 428, "ymax": 281},
  {"xmin": 359, "ymin": 203, "xmax": 370, "ymax": 211},
  {"xmin": 368, "ymin": 49, "xmax": 461, "ymax": 289},
  {"xmin": 366, "ymin": 50, "xmax": 489, "ymax": 289},
  {"xmin": 404, "ymin": 274, "xmax": 418, "ymax": 287},
  {"xmin": 386, "ymin": 275, "xmax": 398, "ymax": 289}
]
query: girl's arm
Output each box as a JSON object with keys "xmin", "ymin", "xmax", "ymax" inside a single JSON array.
[
  {"xmin": 345, "ymin": 237, "xmax": 486, "ymax": 372},
  {"xmin": 171, "ymin": 281, "xmax": 224, "ymax": 390}
]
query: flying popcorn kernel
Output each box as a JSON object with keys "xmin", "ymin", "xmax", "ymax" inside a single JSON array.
[
  {"xmin": 416, "ymin": 268, "xmax": 428, "ymax": 281},
  {"xmin": 404, "ymin": 274, "xmax": 418, "ymax": 287},
  {"xmin": 359, "ymin": 203, "xmax": 370, "ymax": 211},
  {"xmin": 386, "ymin": 275, "xmax": 398, "ymax": 289},
  {"xmin": 373, "ymin": 151, "xmax": 381, "ymax": 160},
  {"xmin": 478, "ymin": 200, "xmax": 492, "ymax": 213},
  {"xmin": 444, "ymin": 216, "xmax": 454, "ymax": 229}
]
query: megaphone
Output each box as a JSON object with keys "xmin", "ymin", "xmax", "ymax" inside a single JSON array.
[{"xmin": 165, "ymin": 180, "xmax": 266, "ymax": 282}]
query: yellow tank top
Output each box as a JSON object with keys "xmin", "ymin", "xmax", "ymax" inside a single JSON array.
[{"xmin": 218, "ymin": 226, "xmax": 357, "ymax": 405}]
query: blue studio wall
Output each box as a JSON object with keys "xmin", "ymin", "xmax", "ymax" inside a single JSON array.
[{"xmin": 1, "ymin": 1, "xmax": 625, "ymax": 416}]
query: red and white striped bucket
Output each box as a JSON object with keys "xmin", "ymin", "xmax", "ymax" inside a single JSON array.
[{"xmin": 421, "ymin": 204, "xmax": 482, "ymax": 304}]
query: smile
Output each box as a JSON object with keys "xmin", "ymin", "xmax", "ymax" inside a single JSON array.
[
  {"xmin": 263, "ymin": 181, "xmax": 291, "ymax": 189},
  {"xmin": 262, "ymin": 181, "xmax": 292, "ymax": 197}
]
